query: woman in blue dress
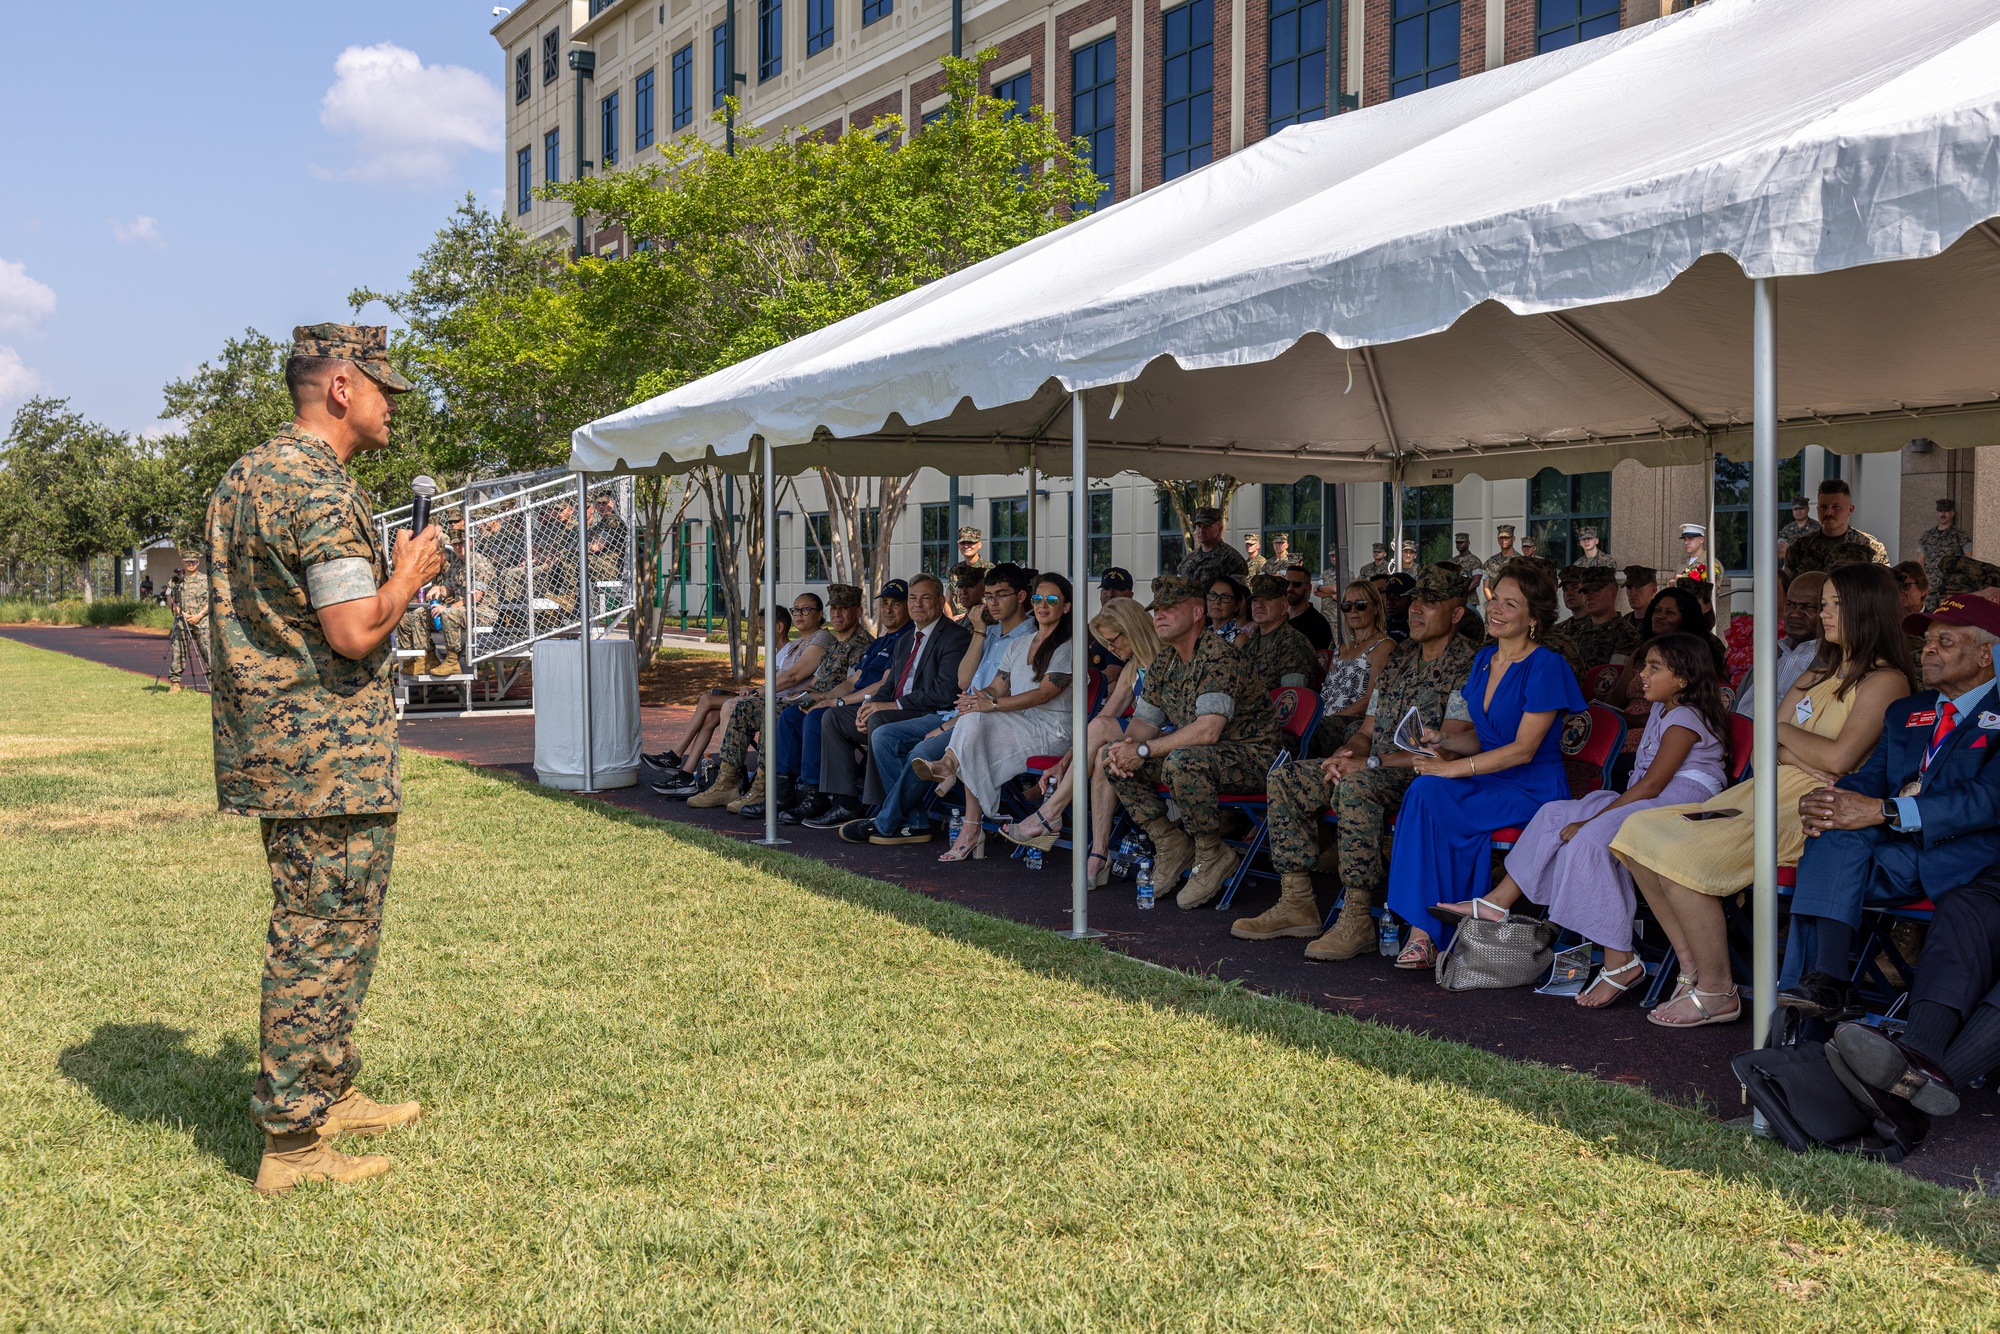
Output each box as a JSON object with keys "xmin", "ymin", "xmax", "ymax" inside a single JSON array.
[{"xmin": 1386, "ymin": 562, "xmax": 1586, "ymax": 969}]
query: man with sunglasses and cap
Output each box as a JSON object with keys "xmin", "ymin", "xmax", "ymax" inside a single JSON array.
[{"xmin": 1176, "ymin": 505, "xmax": 1249, "ymax": 589}]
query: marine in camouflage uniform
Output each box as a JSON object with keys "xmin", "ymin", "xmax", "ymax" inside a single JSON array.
[
  {"xmin": 167, "ymin": 556, "xmax": 210, "ymax": 689},
  {"xmin": 1920, "ymin": 500, "xmax": 1971, "ymax": 610},
  {"xmin": 714, "ymin": 608, "xmax": 875, "ymax": 773},
  {"xmin": 1106, "ymin": 575, "xmax": 1279, "ymax": 908},
  {"xmin": 1242, "ymin": 534, "xmax": 1267, "ymax": 578},
  {"xmin": 1776, "ymin": 501, "xmax": 1819, "ymax": 555},
  {"xmin": 1177, "ymin": 536, "xmax": 1251, "ymax": 588},
  {"xmin": 1480, "ymin": 526, "xmax": 1521, "ymax": 603},
  {"xmin": 1357, "ymin": 545, "xmax": 1390, "ymax": 582},
  {"xmin": 1546, "ymin": 565, "xmax": 1637, "ymax": 684},
  {"xmin": 1933, "ymin": 551, "xmax": 2000, "ymax": 601},
  {"xmin": 1236, "ymin": 563, "xmax": 1478, "ymax": 953},
  {"xmin": 208, "ymin": 323, "xmax": 430, "ymax": 1194},
  {"xmin": 1241, "ymin": 572, "xmax": 1320, "ymax": 691},
  {"xmin": 1572, "ymin": 525, "xmax": 1616, "ymax": 570},
  {"xmin": 1785, "ymin": 524, "xmax": 1889, "ymax": 576}
]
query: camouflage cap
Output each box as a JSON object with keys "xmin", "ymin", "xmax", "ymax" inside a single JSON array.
[
  {"xmin": 1246, "ymin": 572, "xmax": 1288, "ymax": 601},
  {"xmin": 1409, "ymin": 563, "xmax": 1469, "ymax": 603},
  {"xmin": 957, "ymin": 526, "xmax": 982, "ymax": 543},
  {"xmin": 1939, "ymin": 497, "xmax": 1958, "ymax": 512},
  {"xmin": 1564, "ymin": 563, "xmax": 1615, "ymax": 590},
  {"xmin": 289, "ymin": 323, "xmax": 414, "ymax": 393},
  {"xmin": 1148, "ymin": 575, "xmax": 1204, "ymax": 607},
  {"xmin": 1455, "ymin": 532, "xmax": 1470, "ymax": 541},
  {"xmin": 950, "ymin": 561, "xmax": 987, "ymax": 587},
  {"xmin": 1496, "ymin": 523, "xmax": 1516, "ymax": 537},
  {"xmin": 1576, "ymin": 525, "xmax": 1599, "ymax": 540},
  {"xmin": 1191, "ymin": 506, "xmax": 1223, "ymax": 525},
  {"xmin": 826, "ymin": 583, "xmax": 863, "ymax": 609},
  {"xmin": 1622, "ymin": 564, "xmax": 1658, "ymax": 587},
  {"xmin": 1371, "ymin": 542, "xmax": 1388, "ymax": 554}
]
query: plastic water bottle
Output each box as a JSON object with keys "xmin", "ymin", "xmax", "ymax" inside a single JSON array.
[
  {"xmin": 1136, "ymin": 857, "xmax": 1156, "ymax": 910},
  {"xmin": 1109, "ymin": 833, "xmax": 1133, "ymax": 881},
  {"xmin": 1377, "ymin": 912, "xmax": 1400, "ymax": 957},
  {"xmin": 1025, "ymin": 846, "xmax": 1043, "ymax": 871},
  {"xmin": 948, "ymin": 809, "xmax": 963, "ymax": 844}
]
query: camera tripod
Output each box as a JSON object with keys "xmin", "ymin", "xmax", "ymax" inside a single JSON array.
[{"xmin": 156, "ymin": 610, "xmax": 210, "ymax": 693}]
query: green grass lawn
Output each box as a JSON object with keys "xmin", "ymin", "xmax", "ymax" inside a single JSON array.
[{"xmin": 6, "ymin": 636, "xmax": 2000, "ymax": 1330}]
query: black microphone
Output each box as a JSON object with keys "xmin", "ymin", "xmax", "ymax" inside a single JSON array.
[{"xmin": 410, "ymin": 475, "xmax": 437, "ymax": 538}]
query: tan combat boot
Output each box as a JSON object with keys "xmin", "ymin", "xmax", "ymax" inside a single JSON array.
[
  {"xmin": 428, "ymin": 654, "xmax": 461, "ymax": 677},
  {"xmin": 1305, "ymin": 893, "xmax": 1377, "ymax": 961},
  {"xmin": 321, "ymin": 1087, "xmax": 423, "ymax": 1139},
  {"xmin": 167, "ymin": 682, "xmax": 182, "ymax": 695},
  {"xmin": 726, "ymin": 767, "xmax": 765, "ymax": 815},
  {"xmin": 686, "ymin": 761, "xmax": 743, "ymax": 809},
  {"xmin": 1230, "ymin": 872, "xmax": 1323, "ymax": 940},
  {"xmin": 1176, "ymin": 834, "xmax": 1240, "ymax": 910},
  {"xmin": 253, "ymin": 1130, "xmax": 391, "ymax": 1196},
  {"xmin": 1144, "ymin": 817, "xmax": 1197, "ymax": 891}
]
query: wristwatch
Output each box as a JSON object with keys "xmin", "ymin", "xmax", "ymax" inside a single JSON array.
[
  {"xmin": 1136, "ymin": 741, "xmax": 1152, "ymax": 759},
  {"xmin": 1366, "ymin": 755, "xmax": 1383, "ymax": 770},
  {"xmin": 1881, "ymin": 798, "xmax": 1897, "ymax": 824}
]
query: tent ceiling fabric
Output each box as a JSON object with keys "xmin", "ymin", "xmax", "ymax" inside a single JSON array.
[{"xmin": 572, "ymin": 0, "xmax": 2000, "ymax": 484}]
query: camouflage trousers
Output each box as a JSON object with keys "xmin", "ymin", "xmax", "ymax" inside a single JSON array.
[
  {"xmin": 1106, "ymin": 740, "xmax": 1277, "ymax": 837},
  {"xmin": 167, "ymin": 618, "xmax": 204, "ymax": 684},
  {"xmin": 249, "ymin": 814, "xmax": 395, "ymax": 1136},
  {"xmin": 717, "ymin": 694, "xmax": 761, "ymax": 768},
  {"xmin": 1265, "ymin": 762, "xmax": 1414, "ymax": 892}
]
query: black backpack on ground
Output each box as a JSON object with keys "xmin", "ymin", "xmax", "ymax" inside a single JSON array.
[{"xmin": 1728, "ymin": 1012, "xmax": 1930, "ymax": 1164}]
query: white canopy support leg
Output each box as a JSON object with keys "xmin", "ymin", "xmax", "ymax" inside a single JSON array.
[
  {"xmin": 1707, "ymin": 439, "xmax": 1720, "ymax": 614},
  {"xmin": 1391, "ymin": 460, "xmax": 1407, "ymax": 572},
  {"xmin": 576, "ymin": 470, "xmax": 597, "ymax": 793},
  {"xmin": 1751, "ymin": 278, "xmax": 1779, "ymax": 1054},
  {"xmin": 1027, "ymin": 440, "xmax": 1037, "ymax": 570},
  {"xmin": 757, "ymin": 436, "xmax": 788, "ymax": 847},
  {"xmin": 1064, "ymin": 390, "xmax": 1105, "ymax": 941}
]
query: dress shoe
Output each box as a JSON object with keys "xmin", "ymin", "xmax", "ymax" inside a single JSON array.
[
  {"xmin": 781, "ymin": 791, "xmax": 828, "ymax": 826},
  {"xmin": 803, "ymin": 799, "xmax": 865, "ymax": 830},
  {"xmin": 1833, "ymin": 1022, "xmax": 1961, "ymax": 1117},
  {"xmin": 1774, "ymin": 969, "xmax": 1863, "ymax": 1022}
]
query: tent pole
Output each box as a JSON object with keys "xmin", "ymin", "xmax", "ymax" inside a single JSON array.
[
  {"xmin": 756, "ymin": 437, "xmax": 788, "ymax": 846},
  {"xmin": 1063, "ymin": 390, "xmax": 1104, "ymax": 940},
  {"xmin": 1027, "ymin": 441, "xmax": 1037, "ymax": 569},
  {"xmin": 577, "ymin": 471, "xmax": 596, "ymax": 793},
  {"xmin": 1391, "ymin": 459, "xmax": 1407, "ymax": 572},
  {"xmin": 1751, "ymin": 278, "xmax": 1779, "ymax": 1058},
  {"xmin": 1706, "ymin": 439, "xmax": 1719, "ymax": 618}
]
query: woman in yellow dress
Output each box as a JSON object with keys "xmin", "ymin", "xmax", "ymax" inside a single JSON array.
[{"xmin": 1611, "ymin": 564, "xmax": 1915, "ymax": 1030}]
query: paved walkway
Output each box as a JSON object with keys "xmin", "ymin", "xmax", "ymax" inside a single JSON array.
[{"xmin": 11, "ymin": 620, "xmax": 1999, "ymax": 1189}]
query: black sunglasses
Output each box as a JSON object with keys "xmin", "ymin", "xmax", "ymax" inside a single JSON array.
[{"xmin": 1338, "ymin": 600, "xmax": 1372, "ymax": 613}]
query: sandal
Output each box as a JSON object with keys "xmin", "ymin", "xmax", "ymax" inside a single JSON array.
[
  {"xmin": 1395, "ymin": 936, "xmax": 1437, "ymax": 970},
  {"xmin": 1646, "ymin": 983, "xmax": 1741, "ymax": 1028},
  {"xmin": 1002, "ymin": 809, "xmax": 1061, "ymax": 851},
  {"xmin": 912, "ymin": 754, "xmax": 961, "ymax": 796},
  {"xmin": 1434, "ymin": 896, "xmax": 1509, "ymax": 925},
  {"xmin": 938, "ymin": 834, "xmax": 984, "ymax": 863},
  {"xmin": 1576, "ymin": 956, "xmax": 1645, "ymax": 1009},
  {"xmin": 1086, "ymin": 852, "xmax": 1111, "ymax": 889}
]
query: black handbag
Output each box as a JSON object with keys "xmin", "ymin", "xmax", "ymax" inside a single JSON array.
[{"xmin": 1729, "ymin": 1041, "xmax": 1928, "ymax": 1163}]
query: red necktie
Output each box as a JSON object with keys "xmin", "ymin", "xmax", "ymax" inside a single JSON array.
[
  {"xmin": 895, "ymin": 629, "xmax": 925, "ymax": 701},
  {"xmin": 1925, "ymin": 700, "xmax": 1958, "ymax": 771}
]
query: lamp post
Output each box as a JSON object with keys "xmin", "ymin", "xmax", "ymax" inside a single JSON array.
[{"xmin": 568, "ymin": 47, "xmax": 596, "ymax": 255}]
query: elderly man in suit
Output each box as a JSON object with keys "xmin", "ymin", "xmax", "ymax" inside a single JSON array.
[
  {"xmin": 1778, "ymin": 594, "xmax": 2000, "ymax": 1021},
  {"xmin": 805, "ymin": 573, "xmax": 972, "ymax": 830}
]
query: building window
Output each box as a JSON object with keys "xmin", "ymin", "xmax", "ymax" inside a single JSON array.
[
  {"xmin": 1267, "ymin": 0, "xmax": 1328, "ymax": 133},
  {"xmin": 600, "ymin": 91, "xmax": 620, "ymax": 166},
  {"xmin": 545, "ymin": 128, "xmax": 561, "ymax": 184},
  {"xmin": 634, "ymin": 69, "xmax": 656, "ymax": 149},
  {"xmin": 1073, "ymin": 35, "xmax": 1117, "ymax": 210},
  {"xmin": 672, "ymin": 44, "xmax": 694, "ymax": 129},
  {"xmin": 542, "ymin": 29, "xmax": 562, "ymax": 85},
  {"xmin": 1263, "ymin": 479, "xmax": 1323, "ymax": 573},
  {"xmin": 713, "ymin": 23, "xmax": 730, "ymax": 108},
  {"xmin": 990, "ymin": 498, "xmax": 1030, "ymax": 565},
  {"xmin": 1711, "ymin": 455, "xmax": 1804, "ymax": 575},
  {"xmin": 1158, "ymin": 495, "xmax": 1186, "ymax": 573},
  {"xmin": 516, "ymin": 146, "xmax": 533, "ymax": 213},
  {"xmin": 1089, "ymin": 491, "xmax": 1114, "ymax": 577},
  {"xmin": 994, "ymin": 69, "xmax": 1032, "ymax": 119},
  {"xmin": 1383, "ymin": 483, "xmax": 1454, "ymax": 565},
  {"xmin": 920, "ymin": 504, "xmax": 953, "ymax": 576},
  {"xmin": 758, "ymin": 0, "xmax": 782, "ymax": 80},
  {"xmin": 808, "ymin": 0, "xmax": 835, "ymax": 55},
  {"xmin": 1536, "ymin": 0, "xmax": 1620, "ymax": 53},
  {"xmin": 863, "ymin": 0, "xmax": 891, "ymax": 26},
  {"xmin": 1527, "ymin": 468, "xmax": 1610, "ymax": 567},
  {"xmin": 1390, "ymin": 0, "xmax": 1458, "ymax": 99},
  {"xmin": 515, "ymin": 50, "xmax": 532, "ymax": 103},
  {"xmin": 1161, "ymin": 0, "xmax": 1214, "ymax": 182},
  {"xmin": 805, "ymin": 514, "xmax": 832, "ymax": 581},
  {"xmin": 921, "ymin": 104, "xmax": 949, "ymax": 129}
]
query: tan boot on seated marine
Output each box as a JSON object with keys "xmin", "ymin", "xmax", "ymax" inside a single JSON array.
[
  {"xmin": 686, "ymin": 760, "xmax": 743, "ymax": 809},
  {"xmin": 1305, "ymin": 892, "xmax": 1376, "ymax": 961},
  {"xmin": 1176, "ymin": 833, "xmax": 1239, "ymax": 910},
  {"xmin": 428, "ymin": 654, "xmax": 461, "ymax": 677},
  {"xmin": 1143, "ymin": 817, "xmax": 1197, "ymax": 891},
  {"xmin": 321, "ymin": 1087, "xmax": 423, "ymax": 1138},
  {"xmin": 726, "ymin": 767, "xmax": 765, "ymax": 815},
  {"xmin": 254, "ymin": 1130, "xmax": 391, "ymax": 1196},
  {"xmin": 1230, "ymin": 871, "xmax": 1322, "ymax": 939}
]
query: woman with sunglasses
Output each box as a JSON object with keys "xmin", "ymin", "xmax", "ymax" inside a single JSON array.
[
  {"xmin": 1314, "ymin": 581, "xmax": 1396, "ymax": 754},
  {"xmin": 921, "ymin": 575, "xmax": 1077, "ymax": 862},
  {"xmin": 1206, "ymin": 577, "xmax": 1248, "ymax": 643}
]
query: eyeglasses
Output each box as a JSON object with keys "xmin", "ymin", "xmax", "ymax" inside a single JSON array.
[
  {"xmin": 1029, "ymin": 593, "xmax": 1064, "ymax": 606},
  {"xmin": 789, "ymin": 605, "xmax": 817, "ymax": 615},
  {"xmin": 1205, "ymin": 591, "xmax": 1237, "ymax": 602},
  {"xmin": 1338, "ymin": 600, "xmax": 1373, "ymax": 613}
]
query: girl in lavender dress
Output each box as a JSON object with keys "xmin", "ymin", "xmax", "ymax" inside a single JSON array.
[{"xmin": 1435, "ymin": 633, "xmax": 1731, "ymax": 1007}]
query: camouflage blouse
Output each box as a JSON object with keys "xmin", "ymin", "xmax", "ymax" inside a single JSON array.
[
  {"xmin": 1133, "ymin": 631, "xmax": 1280, "ymax": 748},
  {"xmin": 1242, "ymin": 620, "xmax": 1320, "ymax": 691}
]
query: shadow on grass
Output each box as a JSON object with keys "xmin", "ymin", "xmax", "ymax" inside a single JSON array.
[
  {"xmin": 464, "ymin": 764, "xmax": 2000, "ymax": 1263},
  {"xmin": 58, "ymin": 1024, "xmax": 262, "ymax": 1179}
]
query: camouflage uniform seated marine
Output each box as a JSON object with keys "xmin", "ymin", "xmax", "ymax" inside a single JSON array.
[
  {"xmin": 1547, "ymin": 564, "xmax": 1639, "ymax": 683},
  {"xmin": 1106, "ymin": 575, "xmax": 1281, "ymax": 911},
  {"xmin": 1240, "ymin": 572, "xmax": 1321, "ymax": 691},
  {"xmin": 1230, "ymin": 563, "xmax": 1478, "ymax": 957}
]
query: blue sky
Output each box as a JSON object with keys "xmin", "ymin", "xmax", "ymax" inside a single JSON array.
[{"xmin": 0, "ymin": 2, "xmax": 509, "ymax": 438}]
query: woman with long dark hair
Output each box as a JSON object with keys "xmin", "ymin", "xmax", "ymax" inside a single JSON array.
[
  {"xmin": 1612, "ymin": 563, "xmax": 1915, "ymax": 1029},
  {"xmin": 923, "ymin": 573, "xmax": 1077, "ymax": 862}
]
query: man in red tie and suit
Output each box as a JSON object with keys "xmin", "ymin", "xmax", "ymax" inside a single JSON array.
[{"xmin": 1779, "ymin": 594, "xmax": 2000, "ymax": 1020}]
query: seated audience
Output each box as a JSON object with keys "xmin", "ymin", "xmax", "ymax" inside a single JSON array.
[
  {"xmin": 1733, "ymin": 571, "xmax": 1824, "ymax": 717},
  {"xmin": 676, "ymin": 603, "xmax": 822, "ymax": 811},
  {"xmin": 950, "ymin": 562, "xmax": 988, "ymax": 620},
  {"xmin": 1615, "ymin": 585, "xmax": 1726, "ymax": 728},
  {"xmin": 1893, "ymin": 560, "xmax": 1929, "ymax": 662},
  {"xmin": 649, "ymin": 597, "xmax": 821, "ymax": 775},
  {"xmin": 1233, "ymin": 564, "xmax": 1477, "ymax": 954},
  {"xmin": 1777, "ymin": 592, "xmax": 2000, "ymax": 1021},
  {"xmin": 1437, "ymin": 633, "xmax": 1730, "ymax": 1006},
  {"xmin": 1385, "ymin": 562, "xmax": 1586, "ymax": 969},
  {"xmin": 1611, "ymin": 563, "xmax": 1912, "ymax": 1029},
  {"xmin": 1284, "ymin": 563, "xmax": 1335, "ymax": 651},
  {"xmin": 1104, "ymin": 576, "xmax": 1282, "ymax": 909},
  {"xmin": 1314, "ymin": 580, "xmax": 1397, "ymax": 755},
  {"xmin": 1088, "ymin": 567, "xmax": 1134, "ymax": 681},
  {"xmin": 1622, "ymin": 565, "xmax": 1659, "ymax": 634},
  {"xmin": 1241, "ymin": 573, "xmax": 1319, "ymax": 692},
  {"xmin": 919, "ymin": 574, "xmax": 1078, "ymax": 861},
  {"xmin": 841, "ymin": 564, "xmax": 1035, "ymax": 844},
  {"xmin": 805, "ymin": 574, "xmax": 969, "ymax": 829},
  {"xmin": 1004, "ymin": 596, "xmax": 1163, "ymax": 885},
  {"xmin": 1382, "ymin": 572, "xmax": 1415, "ymax": 641},
  {"xmin": 791, "ymin": 582, "xmax": 918, "ymax": 825},
  {"xmin": 1206, "ymin": 576, "xmax": 1248, "ymax": 643},
  {"xmin": 766, "ymin": 587, "xmax": 879, "ymax": 819},
  {"xmin": 1548, "ymin": 564, "xmax": 1640, "ymax": 681}
]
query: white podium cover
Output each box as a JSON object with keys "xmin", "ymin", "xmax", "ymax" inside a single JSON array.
[{"xmin": 532, "ymin": 637, "xmax": 641, "ymax": 790}]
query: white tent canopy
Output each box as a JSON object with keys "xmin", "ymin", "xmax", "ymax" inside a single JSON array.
[{"xmin": 574, "ymin": 0, "xmax": 2000, "ymax": 483}]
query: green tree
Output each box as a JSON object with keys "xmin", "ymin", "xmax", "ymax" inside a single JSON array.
[
  {"xmin": 1158, "ymin": 476, "xmax": 1246, "ymax": 553},
  {"xmin": 149, "ymin": 330, "xmax": 292, "ymax": 547},
  {"xmin": 0, "ymin": 398, "xmax": 142, "ymax": 600}
]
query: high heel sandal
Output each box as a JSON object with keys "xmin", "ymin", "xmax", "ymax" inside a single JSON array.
[
  {"xmin": 939, "ymin": 829, "xmax": 985, "ymax": 862},
  {"xmin": 1002, "ymin": 809, "xmax": 1060, "ymax": 852},
  {"xmin": 911, "ymin": 755, "xmax": 960, "ymax": 797},
  {"xmin": 1433, "ymin": 896, "xmax": 1509, "ymax": 925},
  {"xmin": 1086, "ymin": 852, "xmax": 1111, "ymax": 888}
]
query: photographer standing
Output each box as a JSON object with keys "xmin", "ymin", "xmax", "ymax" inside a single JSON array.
[
  {"xmin": 166, "ymin": 552, "xmax": 208, "ymax": 693},
  {"xmin": 205, "ymin": 324, "xmax": 442, "ymax": 1195}
]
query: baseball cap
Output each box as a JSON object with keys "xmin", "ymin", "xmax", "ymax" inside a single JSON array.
[
  {"xmin": 1098, "ymin": 566, "xmax": 1133, "ymax": 591},
  {"xmin": 876, "ymin": 579, "xmax": 909, "ymax": 602},
  {"xmin": 1906, "ymin": 593, "xmax": 2000, "ymax": 639}
]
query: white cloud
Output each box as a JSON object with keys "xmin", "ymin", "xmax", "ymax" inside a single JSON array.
[
  {"xmin": 140, "ymin": 418, "xmax": 185, "ymax": 443},
  {"xmin": 0, "ymin": 258, "xmax": 56, "ymax": 334},
  {"xmin": 0, "ymin": 346, "xmax": 47, "ymax": 407},
  {"xmin": 316, "ymin": 43, "xmax": 502, "ymax": 184},
  {"xmin": 112, "ymin": 215, "xmax": 162, "ymax": 246}
]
